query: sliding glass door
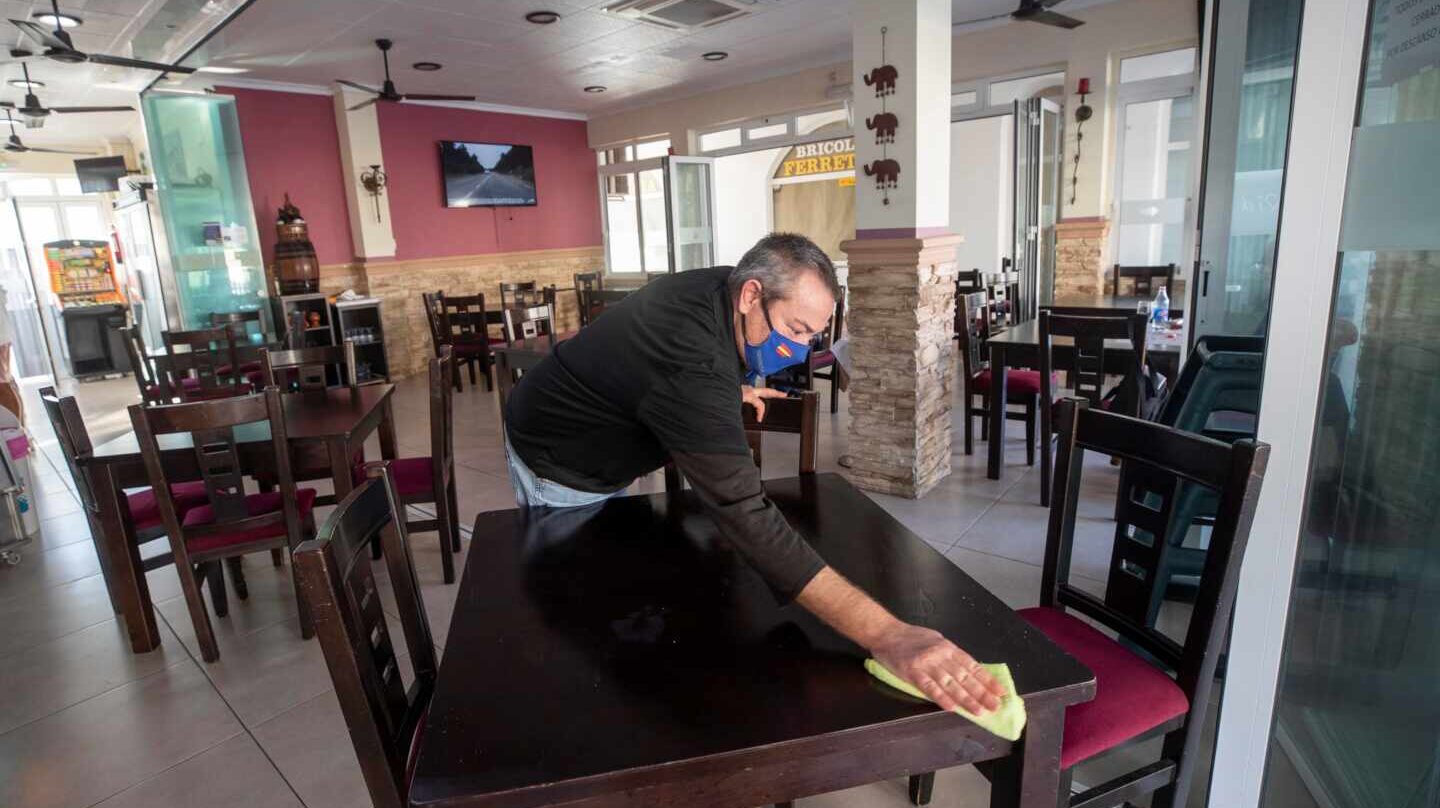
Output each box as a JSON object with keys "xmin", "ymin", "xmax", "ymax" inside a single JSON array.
[{"xmin": 1259, "ymin": 2, "xmax": 1440, "ymax": 805}]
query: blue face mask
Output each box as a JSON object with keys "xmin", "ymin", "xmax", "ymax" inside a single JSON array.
[{"xmin": 743, "ymin": 301, "xmax": 810, "ymax": 382}]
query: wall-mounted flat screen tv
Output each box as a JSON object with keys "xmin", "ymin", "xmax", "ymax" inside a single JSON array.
[
  {"xmin": 74, "ymin": 156, "xmax": 128, "ymax": 194},
  {"xmin": 439, "ymin": 141, "xmax": 537, "ymax": 208}
]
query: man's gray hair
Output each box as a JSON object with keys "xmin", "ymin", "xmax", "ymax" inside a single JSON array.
[{"xmin": 728, "ymin": 233, "xmax": 842, "ymax": 305}]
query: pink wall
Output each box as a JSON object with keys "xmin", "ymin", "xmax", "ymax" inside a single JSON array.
[
  {"xmin": 375, "ymin": 103, "xmax": 601, "ymax": 260},
  {"xmin": 224, "ymin": 86, "xmax": 354, "ymax": 267}
]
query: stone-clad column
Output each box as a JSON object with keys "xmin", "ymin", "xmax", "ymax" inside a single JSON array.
[
  {"xmin": 841, "ymin": 235, "xmax": 962, "ymax": 497},
  {"xmin": 843, "ymin": 0, "xmax": 956, "ymax": 498}
]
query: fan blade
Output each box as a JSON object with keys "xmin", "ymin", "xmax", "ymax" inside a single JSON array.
[
  {"xmin": 27, "ymin": 146, "xmax": 94, "ymax": 155},
  {"xmin": 347, "ymin": 97, "xmax": 379, "ymax": 111},
  {"xmin": 401, "ymin": 93, "xmax": 478, "ymax": 102},
  {"xmin": 10, "ymin": 20, "xmax": 70, "ymax": 52},
  {"xmin": 337, "ymin": 79, "xmax": 381, "ymax": 95},
  {"xmin": 86, "ymin": 53, "xmax": 197, "ymax": 73},
  {"xmin": 51, "ymin": 106, "xmax": 136, "ymax": 114},
  {"xmin": 1023, "ymin": 9, "xmax": 1084, "ymax": 28},
  {"xmin": 953, "ymin": 10, "xmax": 1015, "ymax": 26}
]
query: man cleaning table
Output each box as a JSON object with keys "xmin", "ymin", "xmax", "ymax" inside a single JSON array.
[{"xmin": 504, "ymin": 233, "xmax": 1005, "ymax": 717}]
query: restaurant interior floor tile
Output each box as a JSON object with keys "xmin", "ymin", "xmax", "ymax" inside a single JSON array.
[{"xmin": 0, "ymin": 372, "xmax": 1215, "ymax": 808}]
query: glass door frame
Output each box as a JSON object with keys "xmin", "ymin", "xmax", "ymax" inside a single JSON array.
[
  {"xmin": 13, "ymin": 194, "xmax": 112, "ymax": 381},
  {"xmin": 662, "ymin": 155, "xmax": 717, "ymax": 273},
  {"xmin": 597, "ymin": 155, "xmax": 665, "ymax": 279},
  {"xmin": 1109, "ymin": 74, "xmax": 1198, "ymax": 283},
  {"xmin": 1206, "ymin": 0, "xmax": 1373, "ymax": 804}
]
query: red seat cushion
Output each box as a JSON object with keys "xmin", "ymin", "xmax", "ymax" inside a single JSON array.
[
  {"xmin": 354, "ymin": 456, "xmax": 435, "ymax": 498},
  {"xmin": 811, "ymin": 349, "xmax": 835, "ymax": 368},
  {"xmin": 1018, "ymin": 607, "xmax": 1189, "ymax": 768},
  {"xmin": 244, "ymin": 369, "xmax": 267, "ymax": 388},
  {"xmin": 972, "ymin": 368, "xmax": 1048, "ymax": 397},
  {"xmin": 126, "ymin": 481, "xmax": 212, "ymax": 530},
  {"xmin": 182, "ymin": 488, "xmax": 318, "ymax": 552},
  {"xmin": 452, "ymin": 341, "xmax": 490, "ymax": 357}
]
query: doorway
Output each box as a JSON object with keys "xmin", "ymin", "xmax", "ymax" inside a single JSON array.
[{"xmin": 13, "ymin": 195, "xmax": 110, "ymax": 381}]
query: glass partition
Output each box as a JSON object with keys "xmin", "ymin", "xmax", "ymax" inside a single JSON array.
[
  {"xmin": 141, "ymin": 92, "xmax": 270, "ymax": 334},
  {"xmin": 1260, "ymin": 3, "xmax": 1440, "ymax": 805}
]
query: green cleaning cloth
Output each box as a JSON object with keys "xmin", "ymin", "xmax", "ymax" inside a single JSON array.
[{"xmin": 864, "ymin": 658, "xmax": 1027, "ymax": 742}]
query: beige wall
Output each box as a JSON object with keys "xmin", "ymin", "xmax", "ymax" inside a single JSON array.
[{"xmin": 587, "ymin": 0, "xmax": 1197, "ymax": 220}]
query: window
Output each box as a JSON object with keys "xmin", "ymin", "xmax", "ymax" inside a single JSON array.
[
  {"xmin": 1120, "ymin": 48, "xmax": 1198, "ymax": 84},
  {"xmin": 53, "ymin": 177, "xmax": 83, "ymax": 196},
  {"xmin": 699, "ymin": 128, "xmax": 741, "ymax": 152},
  {"xmin": 1113, "ymin": 95, "xmax": 1194, "ymax": 266},
  {"xmin": 746, "ymin": 122, "xmax": 788, "ymax": 140},
  {"xmin": 5, "ymin": 178, "xmax": 55, "ymax": 196},
  {"xmin": 633, "ymin": 138, "xmax": 671, "ymax": 159},
  {"xmin": 951, "ymin": 89, "xmax": 979, "ymax": 108}
]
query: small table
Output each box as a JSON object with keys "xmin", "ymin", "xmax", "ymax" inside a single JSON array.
[
  {"xmin": 492, "ymin": 331, "xmax": 578, "ymax": 414},
  {"xmin": 1042, "ymin": 294, "xmax": 1185, "ymax": 320},
  {"xmin": 984, "ymin": 320, "xmax": 1181, "ymax": 480},
  {"xmin": 83, "ymin": 384, "xmax": 398, "ymax": 653},
  {"xmin": 410, "ymin": 473, "xmax": 1095, "ymax": 808}
]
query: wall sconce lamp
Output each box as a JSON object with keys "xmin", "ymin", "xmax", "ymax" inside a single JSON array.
[
  {"xmin": 1070, "ymin": 78, "xmax": 1093, "ymax": 206},
  {"xmin": 360, "ymin": 164, "xmax": 388, "ymax": 224}
]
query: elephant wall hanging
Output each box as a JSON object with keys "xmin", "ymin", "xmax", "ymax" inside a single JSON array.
[
  {"xmin": 863, "ymin": 159, "xmax": 901, "ymax": 190},
  {"xmin": 865, "ymin": 26, "xmax": 900, "ymax": 205},
  {"xmin": 865, "ymin": 112, "xmax": 898, "ymax": 143}
]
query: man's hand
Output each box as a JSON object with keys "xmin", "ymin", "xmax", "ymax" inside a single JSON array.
[
  {"xmin": 796, "ymin": 567, "xmax": 1006, "ymax": 715},
  {"xmin": 741, "ymin": 385, "xmax": 789, "ymax": 422},
  {"xmin": 869, "ymin": 623, "xmax": 1005, "ymax": 715}
]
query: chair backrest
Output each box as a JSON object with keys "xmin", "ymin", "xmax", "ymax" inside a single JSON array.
[
  {"xmin": 499, "ymin": 281, "xmax": 536, "ymax": 310},
  {"xmin": 574, "ymin": 272, "xmax": 605, "ymax": 327},
  {"xmin": 120, "ymin": 326, "xmax": 168, "ymax": 404},
  {"xmin": 427, "ymin": 347, "xmax": 455, "ymax": 492},
  {"xmin": 501, "ymin": 297, "xmax": 557, "ymax": 346},
  {"xmin": 813, "ymin": 285, "xmax": 846, "ymax": 353},
  {"xmin": 1157, "ymin": 335, "xmax": 1265, "ymax": 437},
  {"xmin": 740, "ymin": 390, "xmax": 819, "ymax": 474},
  {"xmin": 1038, "ymin": 310, "xmax": 1147, "ymax": 411},
  {"xmin": 128, "ymin": 389, "xmax": 300, "ymax": 560},
  {"xmin": 421, "ymin": 291, "xmax": 448, "ymax": 354},
  {"xmin": 162, "ymin": 326, "xmax": 240, "ymax": 398},
  {"xmin": 1042, "ymin": 399, "xmax": 1268, "ymax": 739},
  {"xmin": 955, "ymin": 272, "xmax": 984, "ymax": 338},
  {"xmin": 294, "ymin": 464, "xmax": 438, "ymax": 808},
  {"xmin": 439, "ymin": 293, "xmax": 493, "ymax": 346},
  {"xmin": 956, "ymin": 291, "xmax": 990, "ymax": 382},
  {"xmin": 262, "ymin": 342, "xmax": 358, "ymax": 392},
  {"xmin": 38, "ymin": 387, "xmax": 101, "ymax": 519},
  {"xmin": 210, "ymin": 310, "xmax": 262, "ymax": 344},
  {"xmin": 1113, "ymin": 263, "xmax": 1176, "ymax": 297}
]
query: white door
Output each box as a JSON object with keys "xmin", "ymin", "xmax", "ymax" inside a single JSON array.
[
  {"xmin": 15, "ymin": 198, "xmax": 112, "ymax": 379},
  {"xmin": 664, "ymin": 156, "xmax": 717, "ymax": 272}
]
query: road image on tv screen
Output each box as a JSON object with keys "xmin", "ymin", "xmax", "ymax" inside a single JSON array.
[{"xmin": 441, "ymin": 142, "xmax": 537, "ymax": 207}]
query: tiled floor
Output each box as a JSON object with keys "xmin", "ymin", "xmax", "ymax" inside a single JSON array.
[{"xmin": 0, "ymin": 371, "xmax": 1206, "ymax": 808}]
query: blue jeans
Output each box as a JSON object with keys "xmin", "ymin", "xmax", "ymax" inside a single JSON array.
[{"xmin": 504, "ymin": 435, "xmax": 628, "ymax": 508}]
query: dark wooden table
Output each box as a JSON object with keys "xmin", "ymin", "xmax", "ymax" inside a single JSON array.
[
  {"xmin": 411, "ymin": 473, "xmax": 1094, "ymax": 808},
  {"xmin": 984, "ymin": 320, "xmax": 1182, "ymax": 480},
  {"xmin": 84, "ymin": 384, "xmax": 398, "ymax": 653},
  {"xmin": 493, "ymin": 331, "xmax": 577, "ymax": 415},
  {"xmin": 1041, "ymin": 294, "xmax": 1185, "ymax": 319}
]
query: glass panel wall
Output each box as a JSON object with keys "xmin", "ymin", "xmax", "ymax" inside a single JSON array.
[
  {"xmin": 1114, "ymin": 95, "xmax": 1194, "ymax": 267},
  {"xmin": 1260, "ymin": 3, "xmax": 1440, "ymax": 806},
  {"xmin": 141, "ymin": 91, "xmax": 269, "ymax": 332}
]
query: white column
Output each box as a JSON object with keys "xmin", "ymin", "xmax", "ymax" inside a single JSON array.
[{"xmin": 332, "ymin": 86, "xmax": 396, "ymax": 260}]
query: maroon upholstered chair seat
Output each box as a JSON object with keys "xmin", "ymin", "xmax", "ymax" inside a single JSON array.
[
  {"xmin": 354, "ymin": 456, "xmax": 434, "ymax": 498},
  {"xmin": 182, "ymin": 488, "xmax": 318, "ymax": 552},
  {"xmin": 971, "ymin": 368, "xmax": 1051, "ymax": 396},
  {"xmin": 810, "ymin": 349, "xmax": 835, "ymax": 368},
  {"xmin": 1018, "ymin": 606, "xmax": 1190, "ymax": 768},
  {"xmin": 126, "ymin": 481, "xmax": 212, "ymax": 530},
  {"xmin": 451, "ymin": 341, "xmax": 491, "ymax": 357}
]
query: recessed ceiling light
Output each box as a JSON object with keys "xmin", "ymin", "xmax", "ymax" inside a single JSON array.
[
  {"xmin": 195, "ymin": 66, "xmax": 248, "ymax": 74},
  {"xmin": 8, "ymin": 78, "xmax": 44, "ymax": 89},
  {"xmin": 583, "ymin": 85, "xmax": 607, "ymax": 93},
  {"xmin": 525, "ymin": 10, "xmax": 561, "ymax": 24},
  {"xmin": 412, "ymin": 61, "xmax": 442, "ymax": 71},
  {"xmin": 701, "ymin": 51, "xmax": 729, "ymax": 61},
  {"xmin": 33, "ymin": 12, "xmax": 82, "ymax": 28}
]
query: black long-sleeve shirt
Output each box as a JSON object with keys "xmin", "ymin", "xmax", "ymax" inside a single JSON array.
[{"xmin": 504, "ymin": 267, "xmax": 825, "ymax": 602}]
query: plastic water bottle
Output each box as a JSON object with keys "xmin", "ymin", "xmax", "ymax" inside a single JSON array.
[{"xmin": 1152, "ymin": 287, "xmax": 1170, "ymax": 329}]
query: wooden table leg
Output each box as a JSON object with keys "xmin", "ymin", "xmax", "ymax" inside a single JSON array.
[
  {"xmin": 987, "ymin": 342, "xmax": 1009, "ymax": 480},
  {"xmin": 92, "ymin": 464, "xmax": 162, "ymax": 653},
  {"xmin": 496, "ymin": 351, "xmax": 514, "ymax": 420},
  {"xmin": 989, "ymin": 702, "xmax": 1067, "ymax": 808},
  {"xmin": 378, "ymin": 398, "xmax": 399, "ymax": 461}
]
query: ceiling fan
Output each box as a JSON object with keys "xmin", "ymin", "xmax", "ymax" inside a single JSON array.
[
  {"xmin": 338, "ymin": 39, "xmax": 475, "ymax": 111},
  {"xmin": 1, "ymin": 63, "xmax": 133, "ymax": 127},
  {"xmin": 4, "ymin": 117, "xmax": 93, "ymax": 155},
  {"xmin": 955, "ymin": 0, "xmax": 1085, "ymax": 30},
  {"xmin": 5, "ymin": 0, "xmax": 196, "ymax": 74}
]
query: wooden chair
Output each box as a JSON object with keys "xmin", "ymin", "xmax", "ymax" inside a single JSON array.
[
  {"xmin": 799, "ymin": 288, "xmax": 846, "ymax": 413},
  {"xmin": 954, "ymin": 270, "xmax": 984, "ymax": 340},
  {"xmin": 39, "ymin": 386, "xmax": 233, "ymax": 610},
  {"xmin": 162, "ymin": 326, "xmax": 246, "ymax": 401},
  {"xmin": 1112, "ymin": 263, "xmax": 1177, "ymax": 297},
  {"xmin": 1038, "ymin": 310, "xmax": 1147, "ymax": 506},
  {"xmin": 294, "ymin": 463, "xmax": 438, "ymax": 808},
  {"xmin": 502, "ymin": 294, "xmax": 558, "ymax": 346},
  {"xmin": 910, "ymin": 399, "xmax": 1269, "ymax": 808},
  {"xmin": 261, "ymin": 342, "xmax": 358, "ymax": 392},
  {"xmin": 129, "ymin": 388, "xmax": 320, "ymax": 662},
  {"xmin": 957, "ymin": 291, "xmax": 1037, "ymax": 463},
  {"xmin": 437, "ymin": 292, "xmax": 501, "ymax": 392},
  {"xmin": 120, "ymin": 326, "xmax": 172, "ymax": 404},
  {"xmin": 375, "ymin": 347, "xmax": 461, "ymax": 584},
  {"xmin": 209, "ymin": 309, "xmax": 266, "ymax": 381},
  {"xmin": 499, "ymin": 281, "xmax": 537, "ymax": 311},
  {"xmin": 741, "ymin": 390, "xmax": 819, "ymax": 476},
  {"xmin": 574, "ymin": 271, "xmax": 606, "ymax": 327},
  {"xmin": 984, "ymin": 267, "xmax": 1021, "ymax": 329}
]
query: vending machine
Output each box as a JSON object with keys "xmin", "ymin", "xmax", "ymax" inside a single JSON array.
[{"xmin": 45, "ymin": 239, "xmax": 131, "ymax": 378}]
